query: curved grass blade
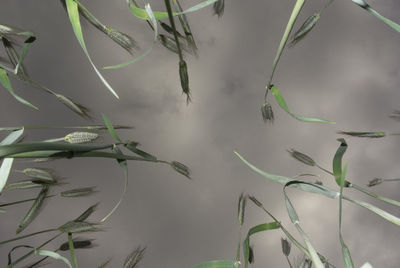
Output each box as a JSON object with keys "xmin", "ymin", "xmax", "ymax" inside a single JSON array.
[
  {"xmin": 270, "ymin": 85, "xmax": 334, "ymax": 123},
  {"xmin": 265, "ymin": 0, "xmax": 306, "ymax": 89},
  {"xmin": 68, "ymin": 232, "xmax": 78, "ymax": 268},
  {"xmin": 16, "ymin": 185, "xmax": 49, "ymax": 234},
  {"xmin": 338, "ymin": 164, "xmax": 355, "ymax": 268},
  {"xmin": 243, "ymin": 222, "xmax": 280, "ymax": 268},
  {"xmin": 100, "ymin": 145, "xmax": 128, "ymax": 222},
  {"xmin": 0, "ymin": 228, "xmax": 58, "ymax": 246},
  {"xmin": 352, "ymin": 0, "xmax": 400, "ymax": 33},
  {"xmin": 192, "ymin": 260, "xmax": 237, "ymax": 268},
  {"xmin": 34, "ymin": 249, "xmax": 72, "ymax": 268},
  {"xmin": 0, "ymin": 68, "xmax": 38, "ymax": 110},
  {"xmin": 125, "ymin": 141, "xmax": 157, "ymax": 161},
  {"xmin": 104, "ymin": 3, "xmax": 158, "ymax": 69},
  {"xmin": 101, "ymin": 113, "xmax": 121, "ymax": 142},
  {"xmin": 124, "ymin": 246, "xmax": 146, "ymax": 268},
  {"xmin": 337, "ymin": 131, "xmax": 385, "ymax": 138},
  {"xmin": 236, "ymin": 151, "xmax": 400, "ymax": 226},
  {"xmin": 0, "ymin": 128, "xmax": 23, "ymax": 194},
  {"xmin": 65, "ymin": 0, "xmax": 119, "ymax": 98}
]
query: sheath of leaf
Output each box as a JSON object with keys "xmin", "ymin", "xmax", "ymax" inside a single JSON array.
[
  {"xmin": 59, "ymin": 221, "xmax": 98, "ymax": 233},
  {"xmin": 16, "ymin": 185, "xmax": 49, "ymax": 234},
  {"xmin": 173, "ymin": 0, "xmax": 198, "ymax": 57},
  {"xmin": 338, "ymin": 131, "xmax": 385, "ymax": 138},
  {"xmin": 60, "ymin": 0, "xmax": 136, "ymax": 54},
  {"xmin": 289, "ymin": 13, "xmax": 320, "ymax": 47},
  {"xmin": 124, "ymin": 246, "xmax": 146, "ymax": 268}
]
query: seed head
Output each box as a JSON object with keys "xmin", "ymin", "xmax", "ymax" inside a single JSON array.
[
  {"xmin": 261, "ymin": 102, "xmax": 274, "ymax": 123},
  {"xmin": 368, "ymin": 178, "xmax": 383, "ymax": 187},
  {"xmin": 281, "ymin": 237, "xmax": 291, "ymax": 257},
  {"xmin": 65, "ymin": 132, "xmax": 99, "ymax": 144},
  {"xmin": 287, "ymin": 149, "xmax": 316, "ymax": 166},
  {"xmin": 171, "ymin": 161, "xmax": 191, "ymax": 179}
]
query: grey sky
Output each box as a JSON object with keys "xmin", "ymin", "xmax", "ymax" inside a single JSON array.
[{"xmin": 1, "ymin": 0, "xmax": 400, "ymax": 267}]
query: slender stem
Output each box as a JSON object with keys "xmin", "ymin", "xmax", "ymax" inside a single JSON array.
[
  {"xmin": 0, "ymin": 228, "xmax": 58, "ymax": 246},
  {"xmin": 319, "ymin": 0, "xmax": 334, "ymax": 15},
  {"xmin": 68, "ymin": 233, "xmax": 78, "ymax": 268},
  {"xmin": 285, "ymin": 255, "xmax": 293, "ymax": 268},
  {"xmin": 164, "ymin": 0, "xmax": 184, "ymax": 62},
  {"xmin": 0, "ymin": 195, "xmax": 55, "ymax": 208}
]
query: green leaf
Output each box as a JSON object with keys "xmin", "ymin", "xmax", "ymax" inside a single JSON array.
[
  {"xmin": 65, "ymin": 0, "xmax": 119, "ymax": 98},
  {"xmin": 243, "ymin": 222, "xmax": 280, "ymax": 268},
  {"xmin": 283, "ymin": 181, "xmax": 324, "ymax": 268},
  {"xmin": 192, "ymin": 260, "xmax": 237, "ymax": 268},
  {"xmin": 101, "ymin": 113, "xmax": 121, "ymax": 142},
  {"xmin": 270, "ymin": 85, "xmax": 334, "ymax": 123},
  {"xmin": 0, "ymin": 68, "xmax": 38, "ymax": 110},
  {"xmin": 332, "ymin": 138, "xmax": 348, "ymax": 186},
  {"xmin": 0, "ymin": 128, "xmax": 23, "ymax": 194},
  {"xmin": 34, "ymin": 249, "xmax": 72, "ymax": 268}
]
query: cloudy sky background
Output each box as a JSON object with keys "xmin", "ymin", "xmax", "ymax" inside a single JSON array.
[{"xmin": 1, "ymin": 0, "xmax": 400, "ymax": 267}]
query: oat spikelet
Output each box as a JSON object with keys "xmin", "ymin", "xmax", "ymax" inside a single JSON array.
[{"xmin": 65, "ymin": 132, "xmax": 99, "ymax": 144}]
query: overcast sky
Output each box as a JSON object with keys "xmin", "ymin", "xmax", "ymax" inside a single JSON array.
[{"xmin": 1, "ymin": 0, "xmax": 400, "ymax": 267}]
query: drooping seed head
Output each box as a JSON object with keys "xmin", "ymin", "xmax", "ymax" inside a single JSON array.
[
  {"xmin": 179, "ymin": 60, "xmax": 191, "ymax": 104},
  {"xmin": 106, "ymin": 28, "xmax": 136, "ymax": 55},
  {"xmin": 56, "ymin": 94, "xmax": 91, "ymax": 119},
  {"xmin": 368, "ymin": 178, "xmax": 383, "ymax": 187},
  {"xmin": 213, "ymin": 0, "xmax": 225, "ymax": 18},
  {"xmin": 237, "ymin": 193, "xmax": 246, "ymax": 226},
  {"xmin": 65, "ymin": 132, "xmax": 99, "ymax": 144},
  {"xmin": 281, "ymin": 237, "xmax": 291, "ymax": 256},
  {"xmin": 59, "ymin": 221, "xmax": 98, "ymax": 233},
  {"xmin": 124, "ymin": 246, "xmax": 146, "ymax": 268},
  {"xmin": 23, "ymin": 168, "xmax": 55, "ymax": 183},
  {"xmin": 261, "ymin": 102, "xmax": 274, "ymax": 123},
  {"xmin": 171, "ymin": 161, "xmax": 191, "ymax": 179}
]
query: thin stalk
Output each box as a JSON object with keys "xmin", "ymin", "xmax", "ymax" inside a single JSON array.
[
  {"xmin": 319, "ymin": 0, "xmax": 334, "ymax": 15},
  {"xmin": 0, "ymin": 228, "xmax": 58, "ymax": 245},
  {"xmin": 0, "ymin": 195, "xmax": 55, "ymax": 208},
  {"xmin": 68, "ymin": 233, "xmax": 78, "ymax": 268},
  {"xmin": 285, "ymin": 255, "xmax": 293, "ymax": 268},
  {"xmin": 164, "ymin": 0, "xmax": 184, "ymax": 62}
]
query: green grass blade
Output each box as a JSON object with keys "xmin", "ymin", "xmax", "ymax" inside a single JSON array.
[
  {"xmin": 243, "ymin": 222, "xmax": 280, "ymax": 268},
  {"xmin": 16, "ymin": 185, "xmax": 49, "ymax": 234},
  {"xmin": 68, "ymin": 233, "xmax": 78, "ymax": 268},
  {"xmin": 0, "ymin": 128, "xmax": 23, "ymax": 194},
  {"xmin": 65, "ymin": 0, "xmax": 119, "ymax": 98},
  {"xmin": 192, "ymin": 260, "xmax": 237, "ymax": 268},
  {"xmin": 100, "ymin": 145, "xmax": 128, "ymax": 222},
  {"xmin": 283, "ymin": 181, "xmax": 324, "ymax": 268},
  {"xmin": 34, "ymin": 249, "xmax": 72, "ymax": 268},
  {"xmin": 0, "ymin": 68, "xmax": 38, "ymax": 109},
  {"xmin": 104, "ymin": 3, "xmax": 158, "ymax": 69},
  {"xmin": 339, "ymin": 164, "xmax": 355, "ymax": 268},
  {"xmin": 266, "ymin": 0, "xmax": 306, "ymax": 87},
  {"xmin": 270, "ymin": 85, "xmax": 334, "ymax": 123},
  {"xmin": 332, "ymin": 138, "xmax": 348, "ymax": 186},
  {"xmin": 101, "ymin": 113, "xmax": 121, "ymax": 142}
]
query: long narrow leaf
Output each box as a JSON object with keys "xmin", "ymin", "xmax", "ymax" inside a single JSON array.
[
  {"xmin": 192, "ymin": 260, "xmax": 237, "ymax": 268},
  {"xmin": 34, "ymin": 249, "xmax": 72, "ymax": 268},
  {"xmin": 65, "ymin": 0, "xmax": 119, "ymax": 98}
]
